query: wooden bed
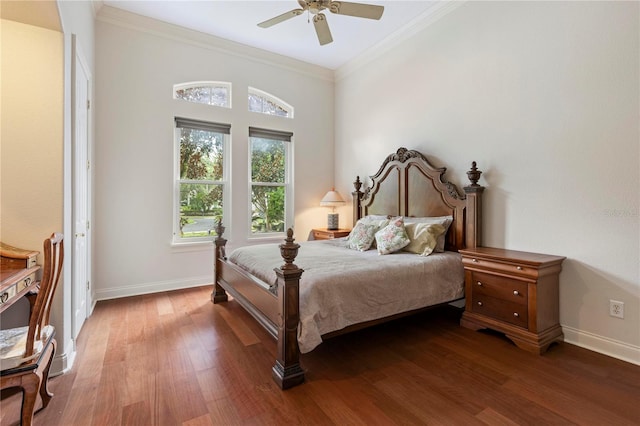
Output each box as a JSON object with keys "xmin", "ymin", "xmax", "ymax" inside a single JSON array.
[{"xmin": 211, "ymin": 147, "xmax": 484, "ymax": 389}]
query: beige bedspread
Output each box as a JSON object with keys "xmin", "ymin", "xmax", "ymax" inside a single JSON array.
[{"xmin": 228, "ymin": 238, "xmax": 464, "ymax": 353}]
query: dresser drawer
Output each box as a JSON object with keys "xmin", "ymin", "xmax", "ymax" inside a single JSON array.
[
  {"xmin": 1, "ymin": 271, "xmax": 37, "ymax": 306},
  {"xmin": 470, "ymin": 271, "xmax": 528, "ymax": 305},
  {"xmin": 17, "ymin": 272, "xmax": 37, "ymax": 292},
  {"xmin": 0, "ymin": 285, "xmax": 17, "ymax": 305},
  {"xmin": 470, "ymin": 293, "xmax": 528, "ymax": 328}
]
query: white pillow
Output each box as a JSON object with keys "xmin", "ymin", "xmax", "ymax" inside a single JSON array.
[
  {"xmin": 403, "ymin": 222, "xmax": 447, "ymax": 256},
  {"xmin": 402, "ymin": 216, "xmax": 453, "ymax": 252}
]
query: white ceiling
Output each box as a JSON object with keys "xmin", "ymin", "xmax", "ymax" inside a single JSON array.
[{"xmin": 101, "ymin": 0, "xmax": 441, "ymax": 70}]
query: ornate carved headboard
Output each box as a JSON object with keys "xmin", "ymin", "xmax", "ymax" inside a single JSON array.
[{"xmin": 352, "ymin": 147, "xmax": 484, "ymax": 251}]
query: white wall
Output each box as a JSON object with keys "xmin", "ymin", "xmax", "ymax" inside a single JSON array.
[
  {"xmin": 335, "ymin": 1, "xmax": 639, "ymax": 363},
  {"xmin": 0, "ymin": 19, "xmax": 64, "ymax": 335},
  {"xmin": 94, "ymin": 8, "xmax": 334, "ymax": 300}
]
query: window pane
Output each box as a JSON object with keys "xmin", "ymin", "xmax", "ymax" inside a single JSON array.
[
  {"xmin": 179, "ymin": 128, "xmax": 223, "ymax": 180},
  {"xmin": 247, "ymin": 88, "xmax": 293, "ymax": 118},
  {"xmin": 176, "ymin": 87, "xmax": 212, "ymax": 104},
  {"xmin": 251, "ymin": 138, "xmax": 285, "ymax": 183},
  {"xmin": 179, "ymin": 183, "xmax": 222, "ymax": 238},
  {"xmin": 248, "ymin": 93, "xmax": 263, "ymax": 113},
  {"xmin": 251, "ymin": 185, "xmax": 285, "ymax": 234},
  {"xmin": 211, "ymin": 87, "xmax": 228, "ymax": 106},
  {"xmin": 174, "ymin": 83, "xmax": 230, "ymax": 107}
]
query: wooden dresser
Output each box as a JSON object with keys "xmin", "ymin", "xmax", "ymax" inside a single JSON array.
[
  {"xmin": 311, "ymin": 228, "xmax": 351, "ymax": 240},
  {"xmin": 0, "ymin": 242, "xmax": 40, "ymax": 313},
  {"xmin": 459, "ymin": 247, "xmax": 565, "ymax": 354}
]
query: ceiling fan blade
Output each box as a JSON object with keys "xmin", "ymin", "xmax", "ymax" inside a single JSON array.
[
  {"xmin": 329, "ymin": 1, "xmax": 384, "ymax": 20},
  {"xmin": 313, "ymin": 13, "xmax": 333, "ymax": 46},
  {"xmin": 258, "ymin": 8, "xmax": 305, "ymax": 28}
]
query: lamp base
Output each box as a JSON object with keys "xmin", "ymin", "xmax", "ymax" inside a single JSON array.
[{"xmin": 327, "ymin": 213, "xmax": 339, "ymax": 230}]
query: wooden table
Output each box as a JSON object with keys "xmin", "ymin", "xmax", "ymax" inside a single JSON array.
[{"xmin": 0, "ymin": 242, "xmax": 40, "ymax": 314}]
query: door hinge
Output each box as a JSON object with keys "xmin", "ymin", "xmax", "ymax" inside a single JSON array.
[
  {"xmin": 87, "ymin": 160, "xmax": 90, "ymax": 170},
  {"xmin": 87, "ymin": 99, "xmax": 91, "ymax": 109},
  {"xmin": 86, "ymin": 281, "xmax": 90, "ymax": 290}
]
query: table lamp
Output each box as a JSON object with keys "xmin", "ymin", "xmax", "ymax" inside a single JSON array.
[{"xmin": 320, "ymin": 188, "xmax": 345, "ymax": 230}]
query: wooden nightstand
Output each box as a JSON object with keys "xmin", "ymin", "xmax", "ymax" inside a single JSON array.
[
  {"xmin": 459, "ymin": 247, "xmax": 565, "ymax": 354},
  {"xmin": 311, "ymin": 228, "xmax": 351, "ymax": 240}
]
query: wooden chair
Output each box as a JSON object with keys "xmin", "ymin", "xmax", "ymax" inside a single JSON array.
[{"xmin": 1, "ymin": 233, "xmax": 64, "ymax": 426}]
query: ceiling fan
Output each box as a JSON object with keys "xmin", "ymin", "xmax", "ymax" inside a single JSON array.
[{"xmin": 258, "ymin": 0, "xmax": 384, "ymax": 46}]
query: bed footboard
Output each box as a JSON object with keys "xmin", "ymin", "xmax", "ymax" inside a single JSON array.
[{"xmin": 212, "ymin": 224, "xmax": 305, "ymax": 389}]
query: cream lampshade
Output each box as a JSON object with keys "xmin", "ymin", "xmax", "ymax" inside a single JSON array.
[{"xmin": 320, "ymin": 189, "xmax": 345, "ymax": 230}]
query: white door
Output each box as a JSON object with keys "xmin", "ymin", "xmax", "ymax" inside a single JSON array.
[{"xmin": 72, "ymin": 37, "xmax": 91, "ymax": 339}]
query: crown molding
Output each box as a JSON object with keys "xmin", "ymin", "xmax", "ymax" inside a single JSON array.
[
  {"xmin": 96, "ymin": 5, "xmax": 334, "ymax": 83},
  {"xmin": 91, "ymin": 0, "xmax": 104, "ymax": 18},
  {"xmin": 335, "ymin": 0, "xmax": 466, "ymax": 81}
]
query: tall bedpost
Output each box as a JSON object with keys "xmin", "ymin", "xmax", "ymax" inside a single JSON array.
[
  {"xmin": 272, "ymin": 229, "xmax": 305, "ymax": 389},
  {"xmin": 352, "ymin": 176, "xmax": 364, "ymax": 225},
  {"xmin": 463, "ymin": 162, "xmax": 484, "ymax": 248},
  {"xmin": 211, "ymin": 220, "xmax": 229, "ymax": 303}
]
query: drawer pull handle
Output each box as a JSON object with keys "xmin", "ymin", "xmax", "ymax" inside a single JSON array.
[
  {"xmin": 0, "ymin": 293, "xmax": 8, "ymax": 303},
  {"xmin": 513, "ymin": 312, "xmax": 519, "ymax": 317},
  {"xmin": 472, "ymin": 258, "xmax": 478, "ymax": 262},
  {"xmin": 477, "ymin": 281, "xmax": 483, "ymax": 286},
  {"xmin": 477, "ymin": 301, "xmax": 483, "ymax": 306},
  {"xmin": 513, "ymin": 290, "xmax": 519, "ymax": 295},
  {"xmin": 516, "ymin": 266, "xmax": 523, "ymax": 270}
]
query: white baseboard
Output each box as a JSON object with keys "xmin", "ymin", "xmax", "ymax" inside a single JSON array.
[
  {"xmin": 563, "ymin": 325, "xmax": 640, "ymax": 366},
  {"xmin": 94, "ymin": 275, "xmax": 212, "ymax": 301},
  {"xmin": 50, "ymin": 337, "xmax": 76, "ymax": 377}
]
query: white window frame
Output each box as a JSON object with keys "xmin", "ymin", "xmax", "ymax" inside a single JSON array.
[
  {"xmin": 248, "ymin": 87, "xmax": 294, "ymax": 118},
  {"xmin": 173, "ymin": 117, "xmax": 231, "ymax": 245},
  {"xmin": 248, "ymin": 127, "xmax": 294, "ymax": 239},
  {"xmin": 173, "ymin": 81, "xmax": 232, "ymax": 108}
]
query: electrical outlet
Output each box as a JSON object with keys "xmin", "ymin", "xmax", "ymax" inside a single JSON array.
[{"xmin": 609, "ymin": 300, "xmax": 624, "ymax": 319}]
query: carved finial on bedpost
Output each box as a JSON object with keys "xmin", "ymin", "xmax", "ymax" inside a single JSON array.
[
  {"xmin": 214, "ymin": 220, "xmax": 227, "ymax": 259},
  {"xmin": 353, "ymin": 176, "xmax": 362, "ymax": 192},
  {"xmin": 212, "ymin": 220, "xmax": 229, "ymax": 304},
  {"xmin": 279, "ymin": 228, "xmax": 300, "ymax": 270},
  {"xmin": 463, "ymin": 162, "xmax": 484, "ymax": 249},
  {"xmin": 352, "ymin": 176, "xmax": 364, "ymax": 225},
  {"xmin": 273, "ymin": 228, "xmax": 305, "ymax": 389},
  {"xmin": 466, "ymin": 161, "xmax": 482, "ymax": 187}
]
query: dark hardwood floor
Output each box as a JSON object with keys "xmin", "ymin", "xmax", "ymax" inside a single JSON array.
[{"xmin": 2, "ymin": 285, "xmax": 639, "ymax": 425}]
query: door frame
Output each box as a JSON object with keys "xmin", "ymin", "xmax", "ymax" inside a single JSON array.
[{"xmin": 71, "ymin": 35, "xmax": 93, "ymax": 340}]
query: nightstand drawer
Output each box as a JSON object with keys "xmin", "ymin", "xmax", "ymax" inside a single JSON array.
[
  {"xmin": 313, "ymin": 230, "xmax": 328, "ymax": 239},
  {"xmin": 470, "ymin": 294, "xmax": 528, "ymax": 328},
  {"xmin": 311, "ymin": 228, "xmax": 351, "ymax": 240},
  {"xmin": 462, "ymin": 257, "xmax": 538, "ymax": 279},
  {"xmin": 471, "ymin": 271, "xmax": 528, "ymax": 305}
]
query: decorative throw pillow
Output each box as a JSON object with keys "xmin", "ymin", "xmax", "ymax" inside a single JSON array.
[
  {"xmin": 403, "ymin": 223, "xmax": 447, "ymax": 256},
  {"xmin": 347, "ymin": 221, "xmax": 378, "ymax": 251},
  {"xmin": 403, "ymin": 216, "xmax": 453, "ymax": 252},
  {"xmin": 374, "ymin": 217, "xmax": 410, "ymax": 255},
  {"xmin": 348, "ymin": 216, "xmax": 389, "ymax": 248}
]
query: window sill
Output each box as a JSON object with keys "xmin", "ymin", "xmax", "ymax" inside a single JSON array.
[{"xmin": 170, "ymin": 240, "xmax": 214, "ymax": 253}]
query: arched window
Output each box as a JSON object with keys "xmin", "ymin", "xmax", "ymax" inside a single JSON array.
[
  {"xmin": 248, "ymin": 87, "xmax": 293, "ymax": 118},
  {"xmin": 174, "ymin": 81, "xmax": 231, "ymax": 108}
]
